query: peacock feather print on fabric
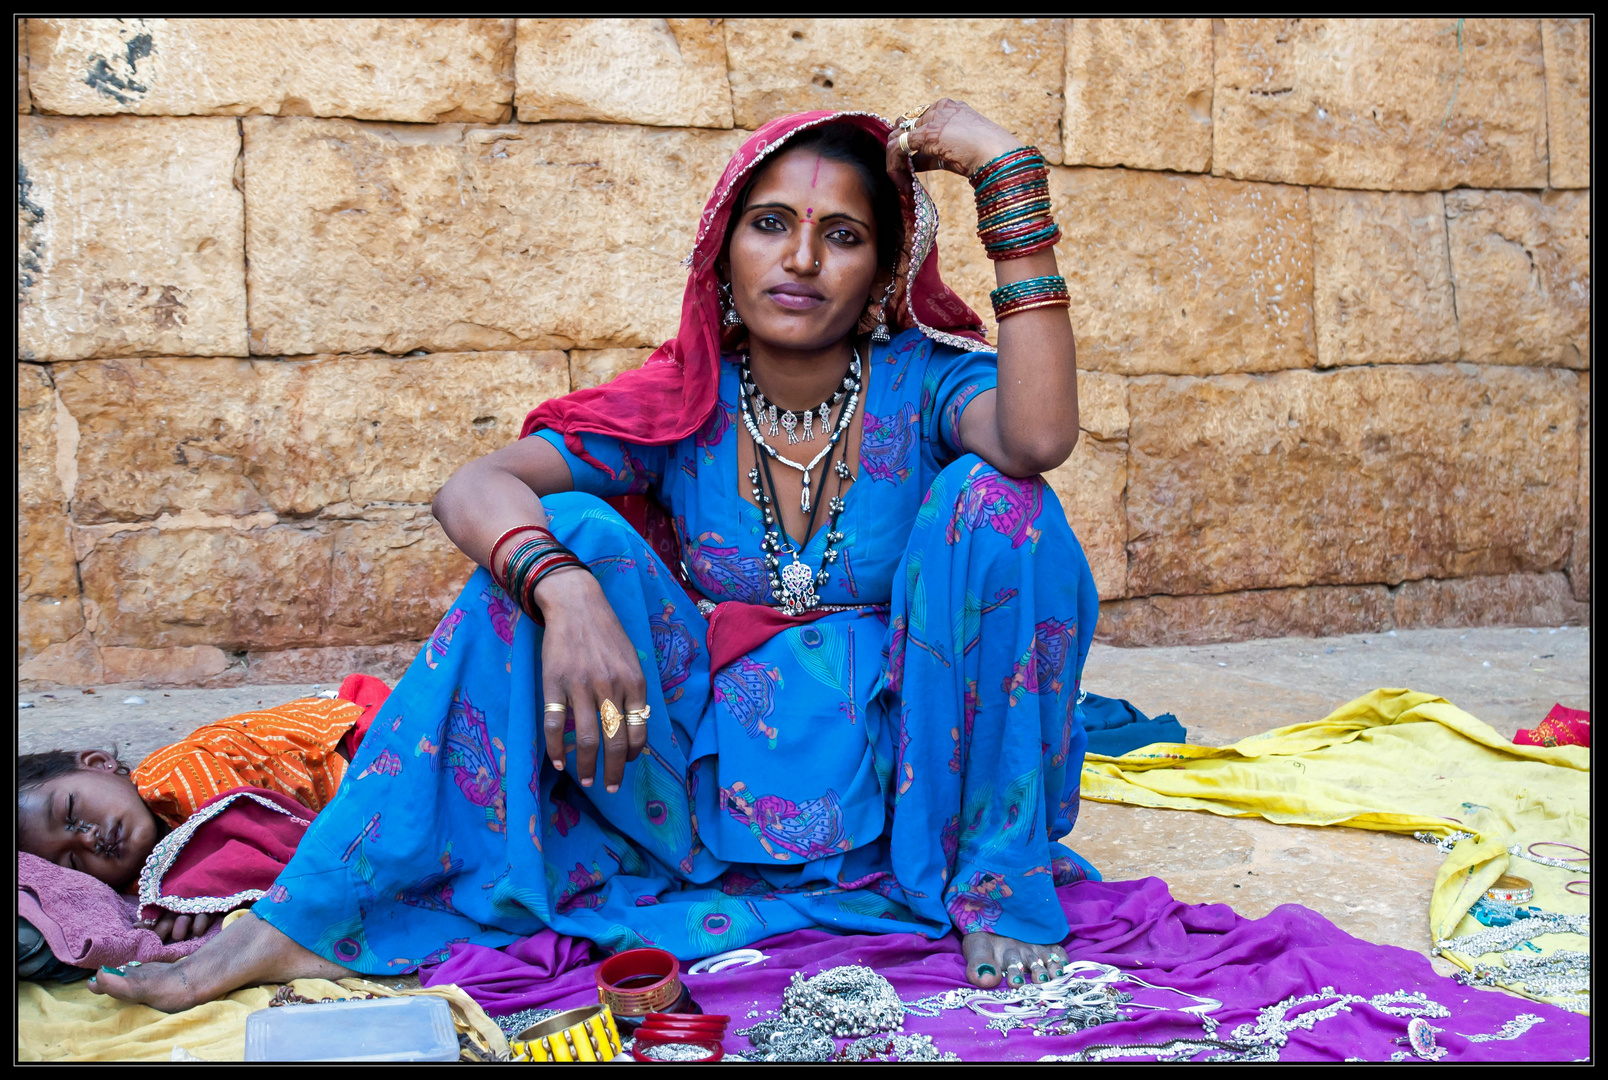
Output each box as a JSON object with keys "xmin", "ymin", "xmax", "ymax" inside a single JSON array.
[
  {"xmin": 683, "ymin": 897, "xmax": 767, "ymax": 956},
  {"xmin": 428, "ymin": 690, "xmax": 507, "ymax": 833},
  {"xmin": 947, "ymin": 464, "xmax": 1043, "ymax": 551},
  {"xmin": 977, "ymin": 768, "xmax": 1043, "ymax": 865},
  {"xmin": 632, "ymin": 744, "xmax": 692, "ymax": 859},
  {"xmin": 953, "ymin": 587, "xmax": 1017, "ymax": 659},
  {"xmin": 424, "ymin": 608, "xmax": 465, "ymax": 670},
  {"xmin": 721, "ymin": 781, "xmax": 853, "ymax": 862},
  {"xmin": 649, "ymin": 598, "xmax": 700, "ymax": 704},
  {"xmin": 713, "ymin": 657, "xmax": 784, "ymax": 747},
  {"xmin": 786, "ymin": 624, "xmax": 856, "ymax": 724}
]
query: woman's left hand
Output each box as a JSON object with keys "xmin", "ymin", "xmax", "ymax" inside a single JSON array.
[{"xmin": 885, "ymin": 98, "xmax": 1023, "ymax": 179}]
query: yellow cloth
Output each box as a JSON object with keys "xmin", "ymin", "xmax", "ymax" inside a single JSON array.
[
  {"xmin": 1080, "ymin": 688, "xmax": 1589, "ymax": 1010},
  {"xmin": 18, "ymin": 975, "xmax": 508, "ymax": 1062}
]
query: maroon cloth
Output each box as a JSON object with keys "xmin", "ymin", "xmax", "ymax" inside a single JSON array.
[
  {"xmin": 420, "ymin": 877, "xmax": 1589, "ymax": 1062},
  {"xmin": 18, "ymin": 852, "xmax": 221, "ymax": 969},
  {"xmin": 138, "ymin": 787, "xmax": 313, "ymax": 923},
  {"xmin": 337, "ymin": 672, "xmax": 392, "ymax": 758}
]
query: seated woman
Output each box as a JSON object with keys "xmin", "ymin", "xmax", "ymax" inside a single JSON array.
[{"xmin": 92, "ymin": 101, "xmax": 1101, "ymax": 1012}]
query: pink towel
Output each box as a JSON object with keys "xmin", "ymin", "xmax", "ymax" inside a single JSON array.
[{"xmin": 18, "ymin": 851, "xmax": 221, "ymax": 970}]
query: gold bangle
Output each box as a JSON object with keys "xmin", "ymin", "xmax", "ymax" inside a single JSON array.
[
  {"xmin": 509, "ymin": 1005, "xmax": 623, "ymax": 1063},
  {"xmin": 599, "ymin": 699, "xmax": 624, "ymax": 740},
  {"xmin": 625, "ymin": 705, "xmax": 650, "ymax": 726}
]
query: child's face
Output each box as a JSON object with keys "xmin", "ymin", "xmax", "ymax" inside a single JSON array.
[{"xmin": 17, "ymin": 751, "xmax": 160, "ymax": 890}]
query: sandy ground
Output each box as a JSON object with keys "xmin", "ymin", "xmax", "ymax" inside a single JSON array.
[{"xmin": 18, "ymin": 625, "xmax": 1589, "ymax": 972}]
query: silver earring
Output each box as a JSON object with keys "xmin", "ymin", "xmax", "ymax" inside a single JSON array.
[
  {"xmin": 720, "ymin": 281, "xmax": 743, "ymax": 327},
  {"xmin": 871, "ymin": 275, "xmax": 898, "ymax": 344}
]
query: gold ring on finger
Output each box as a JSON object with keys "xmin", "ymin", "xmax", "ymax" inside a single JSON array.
[
  {"xmin": 625, "ymin": 705, "xmax": 650, "ymax": 726},
  {"xmin": 544, "ymin": 702, "xmax": 568, "ymax": 714},
  {"xmin": 599, "ymin": 698, "xmax": 624, "ymax": 739},
  {"xmin": 903, "ymin": 103, "xmax": 931, "ymax": 123}
]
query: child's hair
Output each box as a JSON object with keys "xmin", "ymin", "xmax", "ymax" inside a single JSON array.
[{"xmin": 18, "ymin": 749, "xmax": 130, "ymax": 794}]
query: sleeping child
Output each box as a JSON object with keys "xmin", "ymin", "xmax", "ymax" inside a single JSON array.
[{"xmin": 17, "ymin": 676, "xmax": 388, "ymax": 946}]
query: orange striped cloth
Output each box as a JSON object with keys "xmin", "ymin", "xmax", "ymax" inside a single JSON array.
[{"xmin": 132, "ymin": 697, "xmax": 363, "ymax": 827}]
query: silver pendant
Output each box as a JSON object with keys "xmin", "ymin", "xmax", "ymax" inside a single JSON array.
[
  {"xmin": 802, "ymin": 408, "xmax": 814, "ymax": 441},
  {"xmin": 781, "ymin": 410, "xmax": 798, "ymax": 444},
  {"xmin": 767, "ymin": 404, "xmax": 779, "ymax": 437},
  {"xmin": 799, "ymin": 474, "xmax": 811, "ymax": 514},
  {"xmin": 779, "ymin": 557, "xmax": 818, "ymax": 615}
]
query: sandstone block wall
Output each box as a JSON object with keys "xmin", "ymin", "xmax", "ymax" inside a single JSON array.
[{"xmin": 16, "ymin": 18, "xmax": 1590, "ymax": 687}]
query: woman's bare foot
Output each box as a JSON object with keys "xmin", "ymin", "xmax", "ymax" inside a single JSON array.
[
  {"xmin": 961, "ymin": 931, "xmax": 1068, "ymax": 989},
  {"xmin": 88, "ymin": 912, "xmax": 354, "ymax": 1013}
]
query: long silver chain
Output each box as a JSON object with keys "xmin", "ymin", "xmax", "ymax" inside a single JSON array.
[{"xmin": 1508, "ymin": 842, "xmax": 1590, "ymax": 873}]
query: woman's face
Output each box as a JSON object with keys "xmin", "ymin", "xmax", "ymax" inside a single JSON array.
[{"xmin": 726, "ymin": 147, "xmax": 881, "ymax": 354}]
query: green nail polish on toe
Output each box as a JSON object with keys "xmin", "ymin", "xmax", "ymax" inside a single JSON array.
[
  {"xmin": 1010, "ymin": 975, "xmax": 1024, "ymax": 986},
  {"xmin": 977, "ymin": 964, "xmax": 996, "ymax": 976},
  {"xmin": 100, "ymin": 965, "xmax": 125, "ymax": 976}
]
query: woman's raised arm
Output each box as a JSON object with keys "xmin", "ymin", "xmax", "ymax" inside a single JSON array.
[{"xmin": 889, "ymin": 99, "xmax": 1080, "ymax": 478}]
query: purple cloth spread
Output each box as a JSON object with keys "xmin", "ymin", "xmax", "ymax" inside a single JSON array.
[
  {"xmin": 421, "ymin": 877, "xmax": 1587, "ymax": 1061},
  {"xmin": 18, "ymin": 852, "xmax": 222, "ymax": 970}
]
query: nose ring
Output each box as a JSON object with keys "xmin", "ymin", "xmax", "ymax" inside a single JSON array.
[{"xmin": 813, "ymin": 259, "xmax": 819, "ymax": 268}]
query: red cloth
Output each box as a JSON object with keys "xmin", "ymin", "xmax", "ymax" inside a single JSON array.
[
  {"xmin": 138, "ymin": 787, "xmax": 315, "ymax": 923},
  {"xmin": 337, "ymin": 672, "xmax": 392, "ymax": 758},
  {"xmin": 1513, "ymin": 703, "xmax": 1590, "ymax": 748}
]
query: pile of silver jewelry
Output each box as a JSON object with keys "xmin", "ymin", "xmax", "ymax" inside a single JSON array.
[
  {"xmin": 1456, "ymin": 948, "xmax": 1589, "ymax": 1005},
  {"xmin": 833, "ymin": 1033, "xmax": 960, "ymax": 1063},
  {"xmin": 492, "ymin": 1006, "xmax": 559, "ymax": 1039},
  {"xmin": 902, "ymin": 961, "xmax": 1215, "ymax": 1039},
  {"xmin": 1434, "ymin": 910, "xmax": 1589, "ymax": 958},
  {"xmin": 779, "ymin": 965, "xmax": 905, "ymax": 1038},
  {"xmin": 736, "ymin": 1018, "xmax": 837, "ymax": 1063},
  {"xmin": 635, "ymin": 1041, "xmax": 719, "ymax": 1061}
]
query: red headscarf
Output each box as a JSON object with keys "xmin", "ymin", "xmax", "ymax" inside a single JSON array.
[{"xmin": 520, "ymin": 110, "xmax": 990, "ymax": 457}]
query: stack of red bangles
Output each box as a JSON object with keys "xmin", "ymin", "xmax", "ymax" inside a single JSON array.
[
  {"xmin": 489, "ymin": 524, "xmax": 587, "ymax": 620},
  {"xmin": 972, "ymin": 146, "xmax": 1060, "ymax": 261}
]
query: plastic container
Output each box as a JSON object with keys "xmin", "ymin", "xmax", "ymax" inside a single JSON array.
[{"xmin": 244, "ymin": 995, "xmax": 459, "ymax": 1062}]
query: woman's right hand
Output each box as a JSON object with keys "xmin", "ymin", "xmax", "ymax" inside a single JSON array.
[{"xmin": 533, "ymin": 568, "xmax": 650, "ymax": 793}]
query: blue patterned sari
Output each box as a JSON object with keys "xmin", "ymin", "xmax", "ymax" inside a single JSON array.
[{"xmin": 256, "ymin": 328, "xmax": 1100, "ymax": 969}]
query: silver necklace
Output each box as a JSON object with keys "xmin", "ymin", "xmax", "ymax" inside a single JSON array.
[
  {"xmin": 739, "ymin": 350, "xmax": 861, "ymax": 514},
  {"xmin": 743, "ymin": 359, "xmax": 856, "ymax": 444},
  {"xmin": 1460, "ymin": 1012, "xmax": 1545, "ymax": 1042},
  {"xmin": 1508, "ymin": 842, "xmax": 1590, "ymax": 873}
]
